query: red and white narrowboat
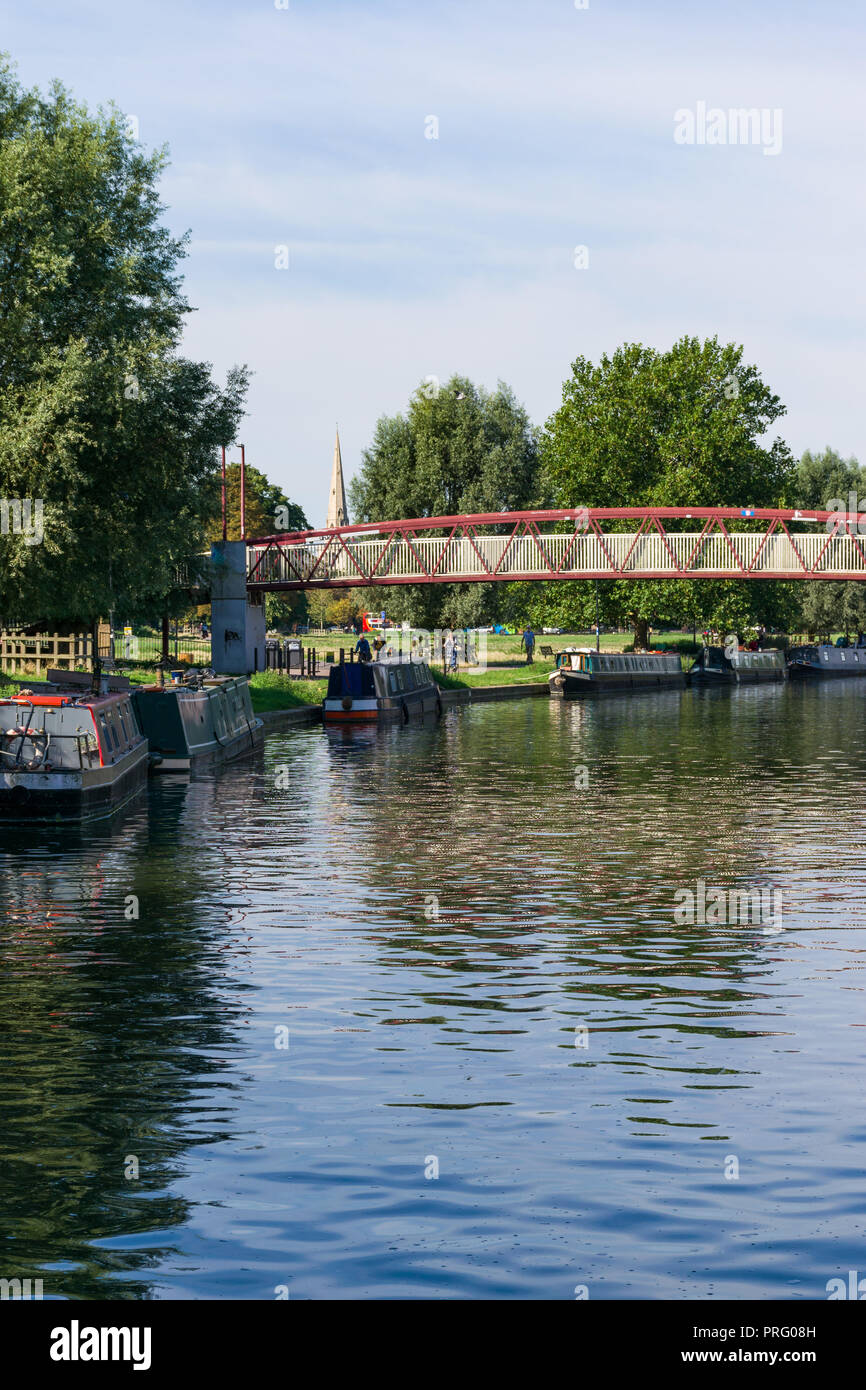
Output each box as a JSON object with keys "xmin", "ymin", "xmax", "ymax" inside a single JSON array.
[{"xmin": 0, "ymin": 684, "xmax": 149, "ymax": 822}]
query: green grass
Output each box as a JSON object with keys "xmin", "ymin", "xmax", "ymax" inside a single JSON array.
[
  {"xmin": 435, "ymin": 664, "xmax": 551, "ymax": 688},
  {"xmin": 248, "ymin": 671, "xmax": 326, "ymax": 712}
]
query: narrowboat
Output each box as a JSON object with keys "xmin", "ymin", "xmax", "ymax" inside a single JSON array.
[
  {"xmin": 0, "ymin": 684, "xmax": 149, "ymax": 822},
  {"xmin": 689, "ymin": 646, "xmax": 787, "ymax": 685},
  {"xmin": 548, "ymin": 648, "xmax": 686, "ymax": 698},
  {"xmin": 787, "ymin": 641, "xmax": 866, "ymax": 678},
  {"xmin": 322, "ymin": 658, "xmax": 442, "ymax": 723},
  {"xmin": 130, "ymin": 675, "xmax": 263, "ymax": 771}
]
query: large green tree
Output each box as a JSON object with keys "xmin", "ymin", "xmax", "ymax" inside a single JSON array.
[
  {"xmin": 542, "ymin": 336, "xmax": 798, "ymax": 645},
  {"xmin": 0, "ymin": 56, "xmax": 247, "ymax": 625},
  {"xmin": 349, "ymin": 375, "xmax": 541, "ymax": 628},
  {"xmin": 792, "ymin": 448, "xmax": 866, "ymax": 637}
]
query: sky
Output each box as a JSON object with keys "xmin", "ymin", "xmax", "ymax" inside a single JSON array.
[{"xmin": 3, "ymin": 0, "xmax": 864, "ymax": 525}]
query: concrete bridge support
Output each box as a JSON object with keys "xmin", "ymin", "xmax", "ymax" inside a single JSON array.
[{"xmin": 210, "ymin": 541, "xmax": 266, "ymax": 674}]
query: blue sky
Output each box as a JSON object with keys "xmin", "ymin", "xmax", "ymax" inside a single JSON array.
[{"xmin": 3, "ymin": 0, "xmax": 864, "ymax": 523}]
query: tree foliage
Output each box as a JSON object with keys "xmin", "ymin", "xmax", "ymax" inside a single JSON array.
[
  {"xmin": 0, "ymin": 56, "xmax": 248, "ymax": 624},
  {"xmin": 349, "ymin": 375, "xmax": 540, "ymax": 627},
  {"xmin": 542, "ymin": 337, "xmax": 798, "ymax": 641},
  {"xmin": 792, "ymin": 448, "xmax": 866, "ymax": 636},
  {"xmin": 206, "ymin": 461, "xmax": 308, "ymax": 544}
]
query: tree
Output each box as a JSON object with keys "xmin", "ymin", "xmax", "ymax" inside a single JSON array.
[
  {"xmin": 349, "ymin": 375, "xmax": 541, "ymax": 628},
  {"xmin": 0, "ymin": 55, "xmax": 248, "ymax": 625},
  {"xmin": 206, "ymin": 461, "xmax": 308, "ymax": 543},
  {"xmin": 792, "ymin": 448, "xmax": 866, "ymax": 638},
  {"xmin": 542, "ymin": 337, "xmax": 798, "ymax": 645}
]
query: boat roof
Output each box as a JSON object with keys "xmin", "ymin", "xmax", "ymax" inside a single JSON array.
[{"xmin": 1, "ymin": 690, "xmax": 128, "ymax": 708}]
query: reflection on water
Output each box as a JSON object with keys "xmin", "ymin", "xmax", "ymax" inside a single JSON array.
[{"xmin": 1, "ymin": 685, "xmax": 865, "ymax": 1299}]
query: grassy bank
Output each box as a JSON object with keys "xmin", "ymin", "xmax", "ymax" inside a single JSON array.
[
  {"xmin": 248, "ymin": 671, "xmax": 327, "ymax": 712},
  {"xmin": 435, "ymin": 664, "xmax": 550, "ymax": 689}
]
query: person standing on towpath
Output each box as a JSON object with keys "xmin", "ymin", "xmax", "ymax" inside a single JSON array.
[{"xmin": 521, "ymin": 626, "xmax": 536, "ymax": 663}]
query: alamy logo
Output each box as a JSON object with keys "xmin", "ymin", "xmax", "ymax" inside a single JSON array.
[
  {"xmin": 50, "ymin": 1320, "xmax": 152, "ymax": 1371},
  {"xmin": 826, "ymin": 1271, "xmax": 866, "ymax": 1299},
  {"xmin": 674, "ymin": 102, "xmax": 783, "ymax": 157},
  {"xmin": 0, "ymin": 1277, "xmax": 43, "ymax": 1299},
  {"xmin": 825, "ymin": 492, "xmax": 866, "ymax": 535},
  {"xmin": 0, "ymin": 498, "xmax": 43, "ymax": 545},
  {"xmin": 674, "ymin": 879, "xmax": 783, "ymax": 933}
]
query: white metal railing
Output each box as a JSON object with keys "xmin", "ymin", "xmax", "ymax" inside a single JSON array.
[{"xmin": 247, "ymin": 529, "xmax": 866, "ymax": 586}]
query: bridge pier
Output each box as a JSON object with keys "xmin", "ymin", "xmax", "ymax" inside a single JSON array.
[{"xmin": 210, "ymin": 541, "xmax": 266, "ymax": 674}]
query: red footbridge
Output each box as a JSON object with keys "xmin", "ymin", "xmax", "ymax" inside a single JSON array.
[{"xmin": 244, "ymin": 508, "xmax": 866, "ymax": 592}]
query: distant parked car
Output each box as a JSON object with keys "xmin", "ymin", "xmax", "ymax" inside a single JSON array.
[{"xmin": 542, "ymin": 627, "xmax": 563, "ymax": 635}]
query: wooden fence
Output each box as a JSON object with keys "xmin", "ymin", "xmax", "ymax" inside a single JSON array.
[{"xmin": 0, "ymin": 629, "xmax": 94, "ymax": 676}]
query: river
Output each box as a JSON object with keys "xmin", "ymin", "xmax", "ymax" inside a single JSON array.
[{"xmin": 1, "ymin": 682, "xmax": 864, "ymax": 1300}]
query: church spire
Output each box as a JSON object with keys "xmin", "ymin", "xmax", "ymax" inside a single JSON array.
[{"xmin": 326, "ymin": 427, "xmax": 349, "ymax": 528}]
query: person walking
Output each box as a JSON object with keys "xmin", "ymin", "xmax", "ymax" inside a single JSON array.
[
  {"xmin": 521, "ymin": 625, "xmax": 536, "ymax": 664},
  {"xmin": 355, "ymin": 634, "xmax": 372, "ymax": 662}
]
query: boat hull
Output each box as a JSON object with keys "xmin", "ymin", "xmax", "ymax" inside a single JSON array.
[
  {"xmin": 686, "ymin": 656, "xmax": 789, "ymax": 689},
  {"xmin": 0, "ymin": 744, "xmax": 149, "ymax": 823},
  {"xmin": 787, "ymin": 645, "xmax": 866, "ymax": 679},
  {"xmin": 549, "ymin": 670, "xmax": 686, "ymax": 698},
  {"xmin": 322, "ymin": 687, "xmax": 441, "ymax": 723}
]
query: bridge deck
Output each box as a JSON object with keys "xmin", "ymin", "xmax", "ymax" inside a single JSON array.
[{"xmin": 245, "ymin": 509, "xmax": 866, "ymax": 589}]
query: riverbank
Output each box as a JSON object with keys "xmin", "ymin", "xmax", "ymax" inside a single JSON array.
[{"xmin": 248, "ymin": 665, "xmax": 553, "ymax": 721}]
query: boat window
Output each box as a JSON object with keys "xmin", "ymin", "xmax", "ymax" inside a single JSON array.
[
  {"xmin": 823, "ymin": 651, "xmax": 829, "ymax": 660},
  {"xmin": 115, "ymin": 704, "xmax": 130, "ymax": 746},
  {"xmin": 841, "ymin": 652, "xmax": 846, "ymax": 661},
  {"xmin": 403, "ymin": 664, "xmax": 417, "ymax": 691},
  {"xmin": 389, "ymin": 668, "xmax": 405, "ymax": 694}
]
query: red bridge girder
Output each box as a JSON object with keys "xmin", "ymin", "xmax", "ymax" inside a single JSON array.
[{"xmin": 245, "ymin": 507, "xmax": 866, "ymax": 590}]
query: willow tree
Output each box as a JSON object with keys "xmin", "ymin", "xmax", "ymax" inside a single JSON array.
[
  {"xmin": 0, "ymin": 55, "xmax": 247, "ymax": 625},
  {"xmin": 542, "ymin": 337, "xmax": 798, "ymax": 645}
]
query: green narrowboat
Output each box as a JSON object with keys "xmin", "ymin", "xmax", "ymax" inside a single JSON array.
[
  {"xmin": 131, "ymin": 675, "xmax": 263, "ymax": 771},
  {"xmin": 548, "ymin": 648, "xmax": 686, "ymax": 698}
]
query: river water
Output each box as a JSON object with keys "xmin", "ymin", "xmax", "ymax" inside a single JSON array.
[{"xmin": 1, "ymin": 683, "xmax": 864, "ymax": 1300}]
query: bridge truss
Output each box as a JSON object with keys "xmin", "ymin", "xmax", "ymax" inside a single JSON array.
[{"xmin": 246, "ymin": 508, "xmax": 866, "ymax": 591}]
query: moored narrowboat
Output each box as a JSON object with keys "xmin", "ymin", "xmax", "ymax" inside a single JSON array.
[
  {"xmin": 0, "ymin": 685, "xmax": 149, "ymax": 822},
  {"xmin": 131, "ymin": 675, "xmax": 263, "ymax": 771},
  {"xmin": 548, "ymin": 648, "xmax": 686, "ymax": 698},
  {"xmin": 689, "ymin": 645, "xmax": 787, "ymax": 685},
  {"xmin": 787, "ymin": 640, "xmax": 866, "ymax": 678},
  {"xmin": 322, "ymin": 658, "xmax": 441, "ymax": 723}
]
